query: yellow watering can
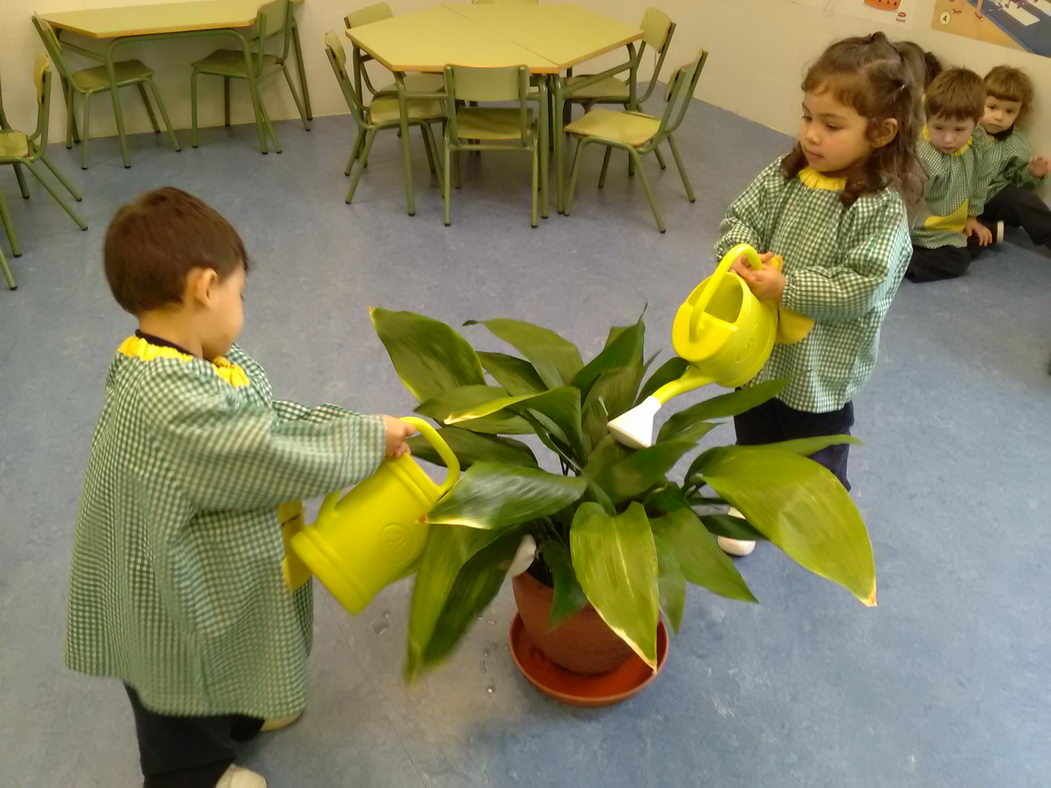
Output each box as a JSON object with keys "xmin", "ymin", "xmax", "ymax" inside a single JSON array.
[
  {"xmin": 281, "ymin": 417, "xmax": 459, "ymax": 614},
  {"xmin": 608, "ymin": 244, "xmax": 814, "ymax": 449}
]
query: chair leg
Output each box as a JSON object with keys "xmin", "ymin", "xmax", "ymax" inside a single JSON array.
[
  {"xmin": 280, "ymin": 65, "xmax": 310, "ymax": 131},
  {"xmin": 40, "ymin": 155, "xmax": 83, "ymax": 202},
  {"xmin": 81, "ymin": 93, "xmax": 93, "ymax": 170},
  {"xmin": 105, "ymin": 67, "xmax": 132, "ymax": 167},
  {"xmin": 256, "ymin": 96, "xmax": 281, "ymax": 154},
  {"xmin": 244, "ymin": 76, "xmax": 273, "ymax": 154},
  {"xmin": 346, "ymin": 129, "xmax": 376, "ymax": 204},
  {"xmin": 64, "ymin": 87, "xmax": 75, "ymax": 149},
  {"xmin": 0, "ymin": 246, "xmax": 14, "ymax": 290},
  {"xmin": 191, "ymin": 71, "xmax": 200, "ymax": 148},
  {"xmin": 24, "ymin": 160, "xmax": 88, "ymax": 230},
  {"xmin": 224, "ymin": 77, "xmax": 231, "ymax": 127},
  {"xmin": 137, "ymin": 83, "xmax": 160, "ymax": 133},
  {"xmin": 667, "ymin": 134, "xmax": 695, "ymax": 202},
  {"xmin": 627, "ymin": 149, "xmax": 636, "ymax": 177},
  {"xmin": 345, "ymin": 129, "xmax": 365, "ymax": 176},
  {"xmin": 453, "ymin": 150, "xmax": 462, "ymax": 190},
  {"xmin": 420, "ymin": 124, "xmax": 436, "ymax": 177},
  {"xmin": 0, "ymin": 188, "xmax": 22, "ymax": 257},
  {"xmin": 145, "ymin": 79, "xmax": 181, "ymax": 152},
  {"xmin": 631, "ymin": 149, "xmax": 665, "ymax": 233},
  {"xmin": 530, "ymin": 148, "xmax": 538, "ymax": 229},
  {"xmin": 654, "ymin": 145, "xmax": 667, "ymax": 170},
  {"xmin": 598, "ymin": 148, "xmax": 612, "ymax": 189},
  {"xmin": 443, "ymin": 143, "xmax": 452, "ymax": 226},
  {"xmin": 565, "ymin": 138, "xmax": 587, "ymax": 216},
  {"xmin": 13, "ymin": 165, "xmax": 30, "ymax": 199},
  {"xmin": 424, "ymin": 124, "xmax": 442, "ymax": 182}
]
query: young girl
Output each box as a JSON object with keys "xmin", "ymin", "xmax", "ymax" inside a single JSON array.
[{"xmin": 713, "ymin": 32, "xmax": 923, "ymax": 556}]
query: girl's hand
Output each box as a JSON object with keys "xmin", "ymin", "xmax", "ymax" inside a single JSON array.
[
  {"xmin": 965, "ymin": 216, "xmax": 993, "ymax": 246},
  {"xmin": 381, "ymin": 416, "xmax": 416, "ymax": 458},
  {"xmin": 1029, "ymin": 155, "xmax": 1049, "ymax": 179},
  {"xmin": 731, "ymin": 252, "xmax": 785, "ymax": 302}
]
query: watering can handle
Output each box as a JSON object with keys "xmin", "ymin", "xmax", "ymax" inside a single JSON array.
[
  {"xmin": 689, "ymin": 243, "xmax": 764, "ymax": 341},
  {"xmin": 400, "ymin": 416, "xmax": 460, "ymax": 495}
]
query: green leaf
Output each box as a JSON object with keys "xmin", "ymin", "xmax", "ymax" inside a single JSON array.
[
  {"xmin": 699, "ymin": 513, "xmax": 766, "ymax": 542},
  {"xmin": 408, "ymin": 427, "xmax": 537, "ymax": 469},
  {"xmin": 417, "ymin": 385, "xmax": 533, "ymax": 434},
  {"xmin": 581, "ymin": 366, "xmax": 645, "ymax": 449},
  {"xmin": 696, "ymin": 446, "xmax": 877, "ymax": 606},
  {"xmin": 651, "ymin": 509, "xmax": 756, "ymax": 602},
  {"xmin": 465, "ymin": 318, "xmax": 583, "ymax": 389},
  {"xmin": 570, "ymin": 502, "xmax": 660, "ymax": 668},
  {"xmin": 571, "ymin": 317, "xmax": 645, "ymax": 399},
  {"xmin": 445, "ymin": 386, "xmax": 586, "ymax": 458},
  {"xmin": 653, "ymin": 533, "xmax": 686, "ymax": 633},
  {"xmin": 587, "ymin": 438, "xmax": 699, "ymax": 505},
  {"xmin": 371, "ymin": 309, "xmax": 485, "ymax": 402},
  {"xmin": 657, "ymin": 379, "xmax": 787, "ymax": 443},
  {"xmin": 542, "ymin": 542, "xmax": 587, "ymax": 630},
  {"xmin": 643, "ymin": 482, "xmax": 693, "ymax": 515},
  {"xmin": 405, "ymin": 526, "xmax": 518, "ymax": 680},
  {"xmin": 755, "ymin": 435, "xmax": 861, "ymax": 455},
  {"xmin": 477, "ymin": 352, "xmax": 546, "ymax": 395},
  {"xmin": 637, "ymin": 356, "xmax": 689, "ymax": 404},
  {"xmin": 427, "ymin": 462, "xmax": 587, "ymax": 530}
]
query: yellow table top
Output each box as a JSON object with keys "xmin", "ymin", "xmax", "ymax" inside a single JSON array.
[
  {"xmin": 347, "ymin": 3, "xmax": 642, "ymax": 75},
  {"xmin": 41, "ymin": 0, "xmax": 304, "ymax": 39},
  {"xmin": 446, "ymin": 4, "xmax": 642, "ymax": 71}
]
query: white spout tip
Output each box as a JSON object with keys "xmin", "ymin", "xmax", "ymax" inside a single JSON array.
[{"xmin": 607, "ymin": 396, "xmax": 663, "ymax": 449}]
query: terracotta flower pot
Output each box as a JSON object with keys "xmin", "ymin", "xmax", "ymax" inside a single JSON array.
[{"xmin": 511, "ymin": 570, "xmax": 635, "ymax": 675}]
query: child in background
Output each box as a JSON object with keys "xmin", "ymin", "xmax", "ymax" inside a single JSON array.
[
  {"xmin": 65, "ymin": 188, "xmax": 415, "ymax": 788},
  {"xmin": 976, "ymin": 65, "xmax": 1050, "ymax": 254},
  {"xmin": 713, "ymin": 32, "xmax": 920, "ymax": 556},
  {"xmin": 897, "ymin": 40, "xmax": 942, "ymax": 93},
  {"xmin": 906, "ymin": 68, "xmax": 995, "ymax": 282}
]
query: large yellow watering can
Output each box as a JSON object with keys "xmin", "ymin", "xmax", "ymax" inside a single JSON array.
[
  {"xmin": 281, "ymin": 417, "xmax": 459, "ymax": 614},
  {"xmin": 608, "ymin": 244, "xmax": 814, "ymax": 449}
]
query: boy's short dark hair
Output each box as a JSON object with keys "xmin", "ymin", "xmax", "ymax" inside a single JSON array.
[
  {"xmin": 104, "ymin": 187, "xmax": 248, "ymax": 315},
  {"xmin": 984, "ymin": 65, "xmax": 1034, "ymax": 118},
  {"xmin": 924, "ymin": 68, "xmax": 985, "ymax": 123}
]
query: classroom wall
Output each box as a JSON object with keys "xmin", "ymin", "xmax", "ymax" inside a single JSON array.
[{"xmin": 1, "ymin": 0, "xmax": 1048, "ymax": 197}]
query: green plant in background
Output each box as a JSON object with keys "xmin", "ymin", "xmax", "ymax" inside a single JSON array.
[{"xmin": 370, "ymin": 309, "xmax": 876, "ymax": 681}]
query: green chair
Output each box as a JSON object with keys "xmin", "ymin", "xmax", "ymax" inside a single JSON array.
[
  {"xmin": 324, "ymin": 32, "xmax": 444, "ymax": 205},
  {"xmin": 191, "ymin": 0, "xmax": 310, "ymax": 154},
  {"xmin": 0, "ymin": 54, "xmax": 87, "ymax": 284},
  {"xmin": 564, "ymin": 50, "xmax": 708, "ymax": 233},
  {"xmin": 344, "ymin": 4, "xmax": 445, "ymax": 102},
  {"xmin": 442, "ymin": 65, "xmax": 545, "ymax": 228},
  {"xmin": 31, "ymin": 14, "xmax": 181, "ymax": 170}
]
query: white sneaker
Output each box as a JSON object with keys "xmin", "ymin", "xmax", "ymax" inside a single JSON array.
[
  {"xmin": 717, "ymin": 508, "xmax": 756, "ymax": 557},
  {"xmin": 216, "ymin": 764, "xmax": 267, "ymax": 788},
  {"xmin": 994, "ymin": 220, "xmax": 1005, "ymax": 244}
]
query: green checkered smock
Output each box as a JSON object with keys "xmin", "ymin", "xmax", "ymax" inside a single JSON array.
[
  {"xmin": 715, "ymin": 160, "xmax": 911, "ymax": 413},
  {"xmin": 912, "ymin": 126, "xmax": 994, "ymax": 249},
  {"xmin": 982, "ymin": 126, "xmax": 1044, "ymax": 200},
  {"xmin": 65, "ymin": 336, "xmax": 385, "ymax": 718}
]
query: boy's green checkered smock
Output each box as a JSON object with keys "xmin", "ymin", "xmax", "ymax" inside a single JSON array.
[
  {"xmin": 982, "ymin": 126, "xmax": 1044, "ymax": 200},
  {"xmin": 912, "ymin": 127, "xmax": 994, "ymax": 249},
  {"xmin": 715, "ymin": 160, "xmax": 911, "ymax": 413},
  {"xmin": 65, "ymin": 337, "xmax": 385, "ymax": 718}
]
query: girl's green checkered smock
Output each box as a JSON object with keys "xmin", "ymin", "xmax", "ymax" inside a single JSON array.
[
  {"xmin": 982, "ymin": 126, "xmax": 1044, "ymax": 200},
  {"xmin": 65, "ymin": 337, "xmax": 385, "ymax": 718},
  {"xmin": 912, "ymin": 126, "xmax": 994, "ymax": 249},
  {"xmin": 714, "ymin": 160, "xmax": 911, "ymax": 413}
]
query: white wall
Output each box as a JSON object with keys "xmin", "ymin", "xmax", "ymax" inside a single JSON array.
[{"xmin": 1, "ymin": 0, "xmax": 1048, "ymax": 197}]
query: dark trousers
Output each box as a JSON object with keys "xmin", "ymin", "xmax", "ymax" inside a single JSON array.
[
  {"xmin": 734, "ymin": 398, "xmax": 854, "ymax": 490},
  {"xmin": 905, "ymin": 241, "xmax": 981, "ymax": 283},
  {"xmin": 981, "ymin": 186, "xmax": 1051, "ymax": 250},
  {"xmin": 125, "ymin": 685, "xmax": 263, "ymax": 788}
]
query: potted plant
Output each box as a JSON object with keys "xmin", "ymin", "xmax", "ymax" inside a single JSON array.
[{"xmin": 370, "ymin": 309, "xmax": 876, "ymax": 689}]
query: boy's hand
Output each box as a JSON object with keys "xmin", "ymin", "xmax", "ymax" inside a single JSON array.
[
  {"xmin": 731, "ymin": 252, "xmax": 785, "ymax": 303},
  {"xmin": 1029, "ymin": 155, "xmax": 1049, "ymax": 179},
  {"xmin": 381, "ymin": 416, "xmax": 416, "ymax": 459},
  {"xmin": 965, "ymin": 216, "xmax": 993, "ymax": 246}
]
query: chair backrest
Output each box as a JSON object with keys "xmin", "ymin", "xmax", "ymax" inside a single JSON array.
[
  {"xmin": 0, "ymin": 65, "xmax": 8, "ymax": 132},
  {"xmin": 323, "ymin": 31, "xmax": 367, "ymax": 128},
  {"xmin": 444, "ymin": 64, "xmax": 531, "ymax": 145},
  {"xmin": 30, "ymin": 54, "xmax": 53, "ymax": 149},
  {"xmin": 253, "ymin": 0, "xmax": 294, "ymax": 62},
  {"xmin": 31, "ymin": 15, "xmax": 74, "ymax": 84},
  {"xmin": 637, "ymin": 8, "xmax": 675, "ymax": 104},
  {"xmin": 656, "ymin": 49, "xmax": 708, "ymax": 139},
  {"xmin": 345, "ymin": 2, "xmax": 393, "ymax": 28}
]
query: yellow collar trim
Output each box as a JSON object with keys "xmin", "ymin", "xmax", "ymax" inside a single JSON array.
[
  {"xmin": 797, "ymin": 167, "xmax": 846, "ymax": 191},
  {"xmin": 921, "ymin": 126, "xmax": 971, "ymax": 156},
  {"xmin": 118, "ymin": 336, "xmax": 250, "ymax": 388}
]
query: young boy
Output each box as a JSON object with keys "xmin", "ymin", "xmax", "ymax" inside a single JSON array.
[
  {"xmin": 976, "ymin": 65, "xmax": 1050, "ymax": 253},
  {"xmin": 65, "ymin": 188, "xmax": 415, "ymax": 788},
  {"xmin": 906, "ymin": 68, "xmax": 996, "ymax": 283}
]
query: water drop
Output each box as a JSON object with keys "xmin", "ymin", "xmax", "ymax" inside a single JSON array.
[
  {"xmin": 486, "ymin": 684, "xmax": 496, "ymax": 694},
  {"xmin": 371, "ymin": 620, "xmax": 389, "ymax": 635},
  {"xmin": 483, "ymin": 648, "xmax": 491, "ymax": 658},
  {"xmin": 480, "ymin": 661, "xmax": 487, "ymax": 674}
]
